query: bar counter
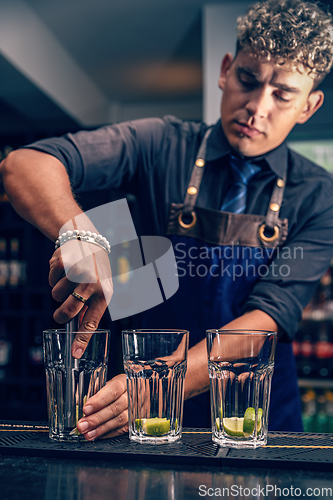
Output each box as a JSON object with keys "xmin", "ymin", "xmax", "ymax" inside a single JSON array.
[{"xmin": 1, "ymin": 421, "xmax": 333, "ymax": 500}]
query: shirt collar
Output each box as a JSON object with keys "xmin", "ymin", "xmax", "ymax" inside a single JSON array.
[{"xmin": 206, "ymin": 119, "xmax": 288, "ymax": 179}]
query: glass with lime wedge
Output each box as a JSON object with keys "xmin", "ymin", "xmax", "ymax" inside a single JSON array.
[
  {"xmin": 123, "ymin": 329, "xmax": 189, "ymax": 444},
  {"xmin": 207, "ymin": 329, "xmax": 277, "ymax": 448}
]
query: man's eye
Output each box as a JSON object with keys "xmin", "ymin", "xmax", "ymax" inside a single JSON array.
[
  {"xmin": 275, "ymin": 93, "xmax": 290, "ymax": 102},
  {"xmin": 239, "ymin": 79, "xmax": 256, "ymax": 89}
]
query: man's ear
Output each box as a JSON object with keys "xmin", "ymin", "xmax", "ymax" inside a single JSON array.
[
  {"xmin": 297, "ymin": 90, "xmax": 324, "ymax": 124},
  {"xmin": 218, "ymin": 53, "xmax": 234, "ymax": 90}
]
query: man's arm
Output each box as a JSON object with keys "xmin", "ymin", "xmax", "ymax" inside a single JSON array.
[
  {"xmin": 1, "ymin": 149, "xmax": 82, "ymax": 239},
  {"xmin": 0, "ymin": 149, "xmax": 113, "ymax": 357},
  {"xmin": 184, "ymin": 309, "xmax": 278, "ymax": 399}
]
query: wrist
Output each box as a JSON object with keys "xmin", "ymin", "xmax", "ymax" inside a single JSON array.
[{"xmin": 55, "ymin": 230, "xmax": 111, "ymax": 254}]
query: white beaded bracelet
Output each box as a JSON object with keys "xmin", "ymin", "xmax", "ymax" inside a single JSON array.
[{"xmin": 55, "ymin": 230, "xmax": 111, "ymax": 254}]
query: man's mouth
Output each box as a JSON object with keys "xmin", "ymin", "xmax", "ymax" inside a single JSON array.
[{"xmin": 234, "ymin": 122, "xmax": 263, "ymax": 137}]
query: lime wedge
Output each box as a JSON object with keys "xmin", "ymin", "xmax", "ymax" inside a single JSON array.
[
  {"xmin": 135, "ymin": 418, "xmax": 141, "ymax": 431},
  {"xmin": 70, "ymin": 396, "xmax": 88, "ymax": 436},
  {"xmin": 69, "ymin": 426, "xmax": 80, "ymax": 436},
  {"xmin": 257, "ymin": 408, "xmax": 263, "ymax": 434},
  {"xmin": 243, "ymin": 407, "xmax": 263, "ymax": 436},
  {"xmin": 136, "ymin": 417, "xmax": 170, "ymax": 436},
  {"xmin": 223, "ymin": 417, "xmax": 244, "ymax": 437},
  {"xmin": 216, "ymin": 417, "xmax": 220, "ymax": 432}
]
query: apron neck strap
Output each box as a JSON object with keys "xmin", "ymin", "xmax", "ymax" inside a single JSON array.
[
  {"xmin": 264, "ymin": 176, "xmax": 286, "ymax": 233},
  {"xmin": 263, "ymin": 151, "xmax": 288, "ymax": 234},
  {"xmin": 183, "ymin": 127, "xmax": 212, "ymax": 211},
  {"xmin": 182, "ymin": 125, "xmax": 288, "ymax": 236}
]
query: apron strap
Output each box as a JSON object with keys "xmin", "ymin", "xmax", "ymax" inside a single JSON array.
[
  {"xmin": 183, "ymin": 127, "xmax": 213, "ymax": 212},
  {"xmin": 179, "ymin": 125, "xmax": 288, "ymax": 245},
  {"xmin": 259, "ymin": 173, "xmax": 287, "ymax": 244}
]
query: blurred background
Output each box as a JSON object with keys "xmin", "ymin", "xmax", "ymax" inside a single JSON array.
[
  {"xmin": 0, "ymin": 0, "xmax": 332, "ymax": 137},
  {"xmin": 1, "ymin": 0, "xmax": 333, "ymax": 430}
]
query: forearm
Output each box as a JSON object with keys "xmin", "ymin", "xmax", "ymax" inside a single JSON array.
[
  {"xmin": 184, "ymin": 309, "xmax": 278, "ymax": 400},
  {"xmin": 0, "ymin": 149, "xmax": 83, "ymax": 241},
  {"xmin": 1, "ymin": 149, "xmax": 113, "ymax": 353}
]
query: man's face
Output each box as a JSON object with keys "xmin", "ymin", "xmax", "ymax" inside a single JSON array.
[{"xmin": 219, "ymin": 49, "xmax": 324, "ymax": 157}]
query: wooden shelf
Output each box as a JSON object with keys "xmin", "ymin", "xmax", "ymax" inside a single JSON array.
[{"xmin": 298, "ymin": 378, "xmax": 333, "ymax": 389}]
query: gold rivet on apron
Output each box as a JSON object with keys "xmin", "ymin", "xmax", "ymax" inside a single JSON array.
[
  {"xmin": 270, "ymin": 202, "xmax": 280, "ymax": 212},
  {"xmin": 277, "ymin": 179, "xmax": 285, "ymax": 188},
  {"xmin": 187, "ymin": 186, "xmax": 197, "ymax": 195},
  {"xmin": 195, "ymin": 158, "xmax": 205, "ymax": 167}
]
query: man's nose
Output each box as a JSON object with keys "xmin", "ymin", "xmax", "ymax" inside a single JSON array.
[{"xmin": 245, "ymin": 88, "xmax": 271, "ymax": 118}]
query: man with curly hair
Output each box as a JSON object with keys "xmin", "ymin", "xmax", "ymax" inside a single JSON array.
[{"xmin": 1, "ymin": 0, "xmax": 333, "ymax": 438}]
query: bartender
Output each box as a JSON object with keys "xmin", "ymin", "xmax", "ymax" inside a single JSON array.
[{"xmin": 1, "ymin": 0, "xmax": 333, "ymax": 441}]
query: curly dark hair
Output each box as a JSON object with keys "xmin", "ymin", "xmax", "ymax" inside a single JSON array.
[{"xmin": 236, "ymin": 0, "xmax": 333, "ymax": 81}]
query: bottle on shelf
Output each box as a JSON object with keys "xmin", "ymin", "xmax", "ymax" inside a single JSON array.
[
  {"xmin": 316, "ymin": 393, "xmax": 329, "ymax": 433},
  {"xmin": 301, "ymin": 388, "xmax": 333, "ymax": 434},
  {"xmin": 299, "ymin": 331, "xmax": 316, "ymax": 378},
  {"xmin": 325, "ymin": 390, "xmax": 333, "ymax": 433},
  {"xmin": 313, "ymin": 323, "xmax": 333, "ymax": 379},
  {"xmin": 28, "ymin": 318, "xmax": 45, "ymax": 379},
  {"xmin": 301, "ymin": 388, "xmax": 317, "ymax": 432},
  {"xmin": 0, "ymin": 319, "xmax": 12, "ymax": 381},
  {"xmin": 0, "ymin": 237, "xmax": 9, "ymax": 289},
  {"xmin": 8, "ymin": 236, "xmax": 27, "ymax": 288},
  {"xmin": 292, "ymin": 328, "xmax": 302, "ymax": 368}
]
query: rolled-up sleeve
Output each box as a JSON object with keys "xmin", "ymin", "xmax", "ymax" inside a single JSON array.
[{"xmin": 24, "ymin": 117, "xmax": 169, "ymax": 192}]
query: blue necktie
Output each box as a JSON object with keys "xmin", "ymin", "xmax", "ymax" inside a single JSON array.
[{"xmin": 221, "ymin": 155, "xmax": 261, "ymax": 214}]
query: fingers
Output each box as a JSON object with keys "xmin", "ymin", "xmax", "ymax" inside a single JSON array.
[
  {"xmin": 77, "ymin": 375, "xmax": 128, "ymax": 441},
  {"xmin": 48, "ymin": 242, "xmax": 113, "ymax": 359},
  {"xmin": 83, "ymin": 373, "xmax": 127, "ymax": 414},
  {"xmin": 78, "ymin": 398, "xmax": 128, "ymax": 441},
  {"xmin": 52, "ymin": 282, "xmax": 103, "ymax": 323},
  {"xmin": 52, "ymin": 291, "xmax": 111, "ymax": 359},
  {"xmin": 52, "ymin": 283, "xmax": 110, "ymax": 358},
  {"xmin": 51, "ymin": 276, "xmax": 77, "ymax": 303}
]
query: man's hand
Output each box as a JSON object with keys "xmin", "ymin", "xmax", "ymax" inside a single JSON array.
[
  {"xmin": 49, "ymin": 240, "xmax": 113, "ymax": 358},
  {"xmin": 77, "ymin": 374, "xmax": 128, "ymax": 440}
]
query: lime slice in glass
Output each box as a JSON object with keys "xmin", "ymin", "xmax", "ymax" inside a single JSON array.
[
  {"xmin": 135, "ymin": 418, "xmax": 142, "ymax": 431},
  {"xmin": 257, "ymin": 408, "xmax": 263, "ymax": 434},
  {"xmin": 243, "ymin": 407, "xmax": 263, "ymax": 436},
  {"xmin": 136, "ymin": 417, "xmax": 170, "ymax": 436},
  {"xmin": 223, "ymin": 417, "xmax": 244, "ymax": 437}
]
